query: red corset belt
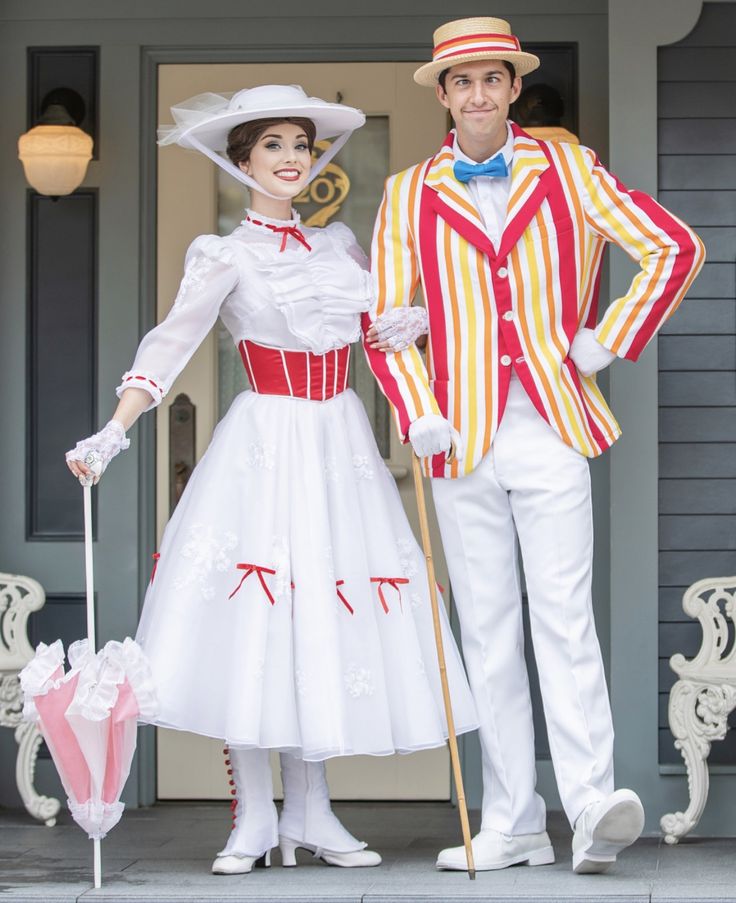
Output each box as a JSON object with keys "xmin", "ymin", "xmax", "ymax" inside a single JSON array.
[{"xmin": 238, "ymin": 339, "xmax": 350, "ymax": 401}]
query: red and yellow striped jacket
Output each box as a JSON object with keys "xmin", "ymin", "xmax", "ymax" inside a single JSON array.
[{"xmin": 364, "ymin": 124, "xmax": 705, "ymax": 478}]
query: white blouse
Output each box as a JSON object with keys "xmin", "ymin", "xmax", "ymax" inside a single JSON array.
[{"xmin": 117, "ymin": 211, "xmax": 373, "ymax": 410}]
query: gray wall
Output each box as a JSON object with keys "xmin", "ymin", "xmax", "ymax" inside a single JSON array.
[
  {"xmin": 1, "ymin": 0, "xmax": 609, "ymax": 813},
  {"xmin": 657, "ymin": 2, "xmax": 736, "ymax": 766},
  {"xmin": 609, "ymin": 0, "xmax": 736, "ymax": 835}
]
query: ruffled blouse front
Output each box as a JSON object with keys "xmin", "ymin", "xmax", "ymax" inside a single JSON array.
[{"xmin": 118, "ymin": 210, "xmax": 373, "ymax": 409}]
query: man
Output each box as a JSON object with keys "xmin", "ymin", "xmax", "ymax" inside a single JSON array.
[{"xmin": 364, "ymin": 16, "xmax": 704, "ymax": 874}]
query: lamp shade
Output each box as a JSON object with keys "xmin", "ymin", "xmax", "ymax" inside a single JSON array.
[{"xmin": 18, "ymin": 124, "xmax": 93, "ymax": 196}]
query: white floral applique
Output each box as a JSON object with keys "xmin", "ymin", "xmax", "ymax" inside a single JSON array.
[
  {"xmin": 416, "ymin": 656, "xmax": 426, "ymax": 676},
  {"xmin": 352, "ymin": 454, "xmax": 374, "ymax": 481},
  {"xmin": 246, "ymin": 442, "xmax": 276, "ymax": 470},
  {"xmin": 295, "ymin": 669, "xmax": 308, "ymax": 697},
  {"xmin": 344, "ymin": 664, "xmax": 374, "ymax": 699},
  {"xmin": 250, "ymin": 657, "xmax": 265, "ymax": 681},
  {"xmin": 324, "ymin": 455, "xmax": 339, "ymax": 483},
  {"xmin": 410, "ymin": 592, "xmax": 423, "ymax": 610},
  {"xmin": 173, "ymin": 523, "xmax": 238, "ymax": 600},
  {"xmin": 397, "ymin": 538, "xmax": 419, "ymax": 580},
  {"xmin": 172, "ymin": 256, "xmax": 217, "ymax": 310},
  {"xmin": 271, "ymin": 535, "xmax": 292, "ymax": 601}
]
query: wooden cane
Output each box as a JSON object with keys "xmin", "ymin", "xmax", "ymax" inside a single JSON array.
[{"xmin": 411, "ymin": 453, "xmax": 475, "ymax": 879}]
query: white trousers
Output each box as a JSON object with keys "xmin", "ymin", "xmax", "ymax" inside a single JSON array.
[{"xmin": 432, "ymin": 376, "xmax": 614, "ymax": 835}]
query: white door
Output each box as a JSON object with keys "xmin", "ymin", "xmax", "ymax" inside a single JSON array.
[{"xmin": 155, "ymin": 62, "xmax": 452, "ymax": 800}]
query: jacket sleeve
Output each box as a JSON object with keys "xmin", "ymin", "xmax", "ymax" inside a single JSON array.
[
  {"xmin": 363, "ymin": 168, "xmax": 440, "ymax": 441},
  {"xmin": 116, "ymin": 235, "xmax": 239, "ymax": 410},
  {"xmin": 574, "ymin": 146, "xmax": 705, "ymax": 362}
]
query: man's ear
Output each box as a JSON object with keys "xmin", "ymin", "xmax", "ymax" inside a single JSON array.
[
  {"xmin": 436, "ymin": 83, "xmax": 450, "ymax": 110},
  {"xmin": 510, "ymin": 76, "xmax": 523, "ymax": 105}
]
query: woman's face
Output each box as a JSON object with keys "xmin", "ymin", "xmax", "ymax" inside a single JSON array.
[{"xmin": 239, "ymin": 121, "xmax": 312, "ymax": 199}]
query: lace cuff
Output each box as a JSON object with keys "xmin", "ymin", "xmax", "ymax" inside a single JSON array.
[
  {"xmin": 373, "ymin": 307, "xmax": 428, "ymax": 351},
  {"xmin": 117, "ymin": 371, "xmax": 167, "ymax": 409}
]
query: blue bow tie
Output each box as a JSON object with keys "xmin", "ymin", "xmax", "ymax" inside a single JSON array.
[{"xmin": 453, "ymin": 155, "xmax": 509, "ymax": 183}]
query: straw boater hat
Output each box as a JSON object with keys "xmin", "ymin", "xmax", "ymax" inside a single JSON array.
[
  {"xmin": 158, "ymin": 84, "xmax": 365, "ymax": 199},
  {"xmin": 414, "ymin": 17, "xmax": 540, "ymax": 87}
]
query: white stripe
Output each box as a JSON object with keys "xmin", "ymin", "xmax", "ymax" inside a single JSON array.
[
  {"xmin": 333, "ymin": 349, "xmax": 338, "ymax": 397},
  {"xmin": 322, "ymin": 353, "xmax": 327, "ymax": 400},
  {"xmin": 304, "ymin": 351, "xmax": 311, "ymax": 398},
  {"xmin": 242, "ymin": 341, "xmax": 259, "ymax": 393},
  {"xmin": 280, "ymin": 349, "xmax": 294, "ymax": 396},
  {"xmin": 344, "ymin": 348, "xmax": 350, "ymax": 391}
]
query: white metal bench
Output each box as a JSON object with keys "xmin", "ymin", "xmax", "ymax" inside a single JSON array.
[
  {"xmin": 0, "ymin": 572, "xmax": 60, "ymax": 825},
  {"xmin": 660, "ymin": 576, "xmax": 736, "ymax": 843}
]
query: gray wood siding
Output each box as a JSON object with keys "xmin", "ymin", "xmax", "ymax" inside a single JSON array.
[{"xmin": 658, "ymin": 3, "xmax": 736, "ymax": 765}]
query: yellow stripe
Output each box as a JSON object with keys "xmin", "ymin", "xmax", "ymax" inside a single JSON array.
[{"xmin": 459, "ymin": 240, "xmax": 478, "ymax": 472}]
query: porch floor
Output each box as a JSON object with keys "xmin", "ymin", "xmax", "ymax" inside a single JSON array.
[{"xmin": 1, "ymin": 801, "xmax": 735, "ymax": 902}]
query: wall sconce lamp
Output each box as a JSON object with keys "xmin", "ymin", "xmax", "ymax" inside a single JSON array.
[{"xmin": 18, "ymin": 87, "xmax": 93, "ymax": 197}]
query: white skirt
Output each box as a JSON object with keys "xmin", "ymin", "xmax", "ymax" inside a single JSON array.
[{"xmin": 136, "ymin": 388, "xmax": 478, "ymax": 760}]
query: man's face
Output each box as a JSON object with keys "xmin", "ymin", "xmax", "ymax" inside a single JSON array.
[{"xmin": 436, "ymin": 60, "xmax": 522, "ymax": 149}]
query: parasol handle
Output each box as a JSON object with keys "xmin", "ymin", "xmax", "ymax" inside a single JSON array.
[{"xmin": 83, "ymin": 484, "xmax": 96, "ymax": 654}]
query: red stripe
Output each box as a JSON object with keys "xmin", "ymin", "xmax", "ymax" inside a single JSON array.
[
  {"xmin": 434, "ymin": 32, "xmax": 520, "ymax": 55},
  {"xmin": 617, "ymin": 190, "xmax": 701, "ymax": 361},
  {"xmin": 537, "ymin": 140, "xmax": 580, "ymax": 341},
  {"xmin": 361, "ymin": 312, "xmax": 413, "ymax": 438}
]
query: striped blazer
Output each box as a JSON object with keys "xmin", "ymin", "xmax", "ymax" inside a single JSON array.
[{"xmin": 364, "ymin": 123, "xmax": 705, "ymax": 479}]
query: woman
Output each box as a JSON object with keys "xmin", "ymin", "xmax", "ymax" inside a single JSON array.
[{"xmin": 66, "ymin": 85, "xmax": 476, "ymax": 876}]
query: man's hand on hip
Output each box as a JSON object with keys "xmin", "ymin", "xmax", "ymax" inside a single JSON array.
[
  {"xmin": 408, "ymin": 414, "xmax": 464, "ymax": 461},
  {"xmin": 569, "ymin": 328, "xmax": 617, "ymax": 377}
]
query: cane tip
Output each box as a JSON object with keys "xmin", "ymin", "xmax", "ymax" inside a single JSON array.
[{"xmin": 469, "ymin": 868, "xmax": 476, "ymax": 880}]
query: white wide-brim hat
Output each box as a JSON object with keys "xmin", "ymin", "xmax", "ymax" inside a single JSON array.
[
  {"xmin": 414, "ymin": 17, "xmax": 540, "ymax": 87},
  {"xmin": 158, "ymin": 84, "xmax": 365, "ymax": 199}
]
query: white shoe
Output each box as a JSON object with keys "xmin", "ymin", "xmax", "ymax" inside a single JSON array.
[
  {"xmin": 212, "ymin": 850, "xmax": 271, "ymax": 875},
  {"xmin": 279, "ymin": 836, "xmax": 381, "ymax": 868},
  {"xmin": 572, "ymin": 789, "xmax": 645, "ymax": 874},
  {"xmin": 436, "ymin": 829, "xmax": 555, "ymax": 871},
  {"xmin": 278, "ymin": 754, "xmax": 381, "ymax": 868}
]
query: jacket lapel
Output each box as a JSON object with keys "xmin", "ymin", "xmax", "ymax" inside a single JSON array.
[
  {"xmin": 497, "ymin": 123, "xmax": 552, "ymax": 260},
  {"xmin": 424, "ymin": 135, "xmax": 497, "ymax": 260}
]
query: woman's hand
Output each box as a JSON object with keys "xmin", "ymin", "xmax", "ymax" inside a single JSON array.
[
  {"xmin": 366, "ymin": 307, "xmax": 428, "ymax": 352},
  {"xmin": 66, "ymin": 420, "xmax": 130, "ymax": 486}
]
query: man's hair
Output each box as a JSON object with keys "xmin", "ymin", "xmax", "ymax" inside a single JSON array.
[
  {"xmin": 438, "ymin": 60, "xmax": 516, "ymax": 92},
  {"xmin": 226, "ymin": 117, "xmax": 316, "ymax": 167}
]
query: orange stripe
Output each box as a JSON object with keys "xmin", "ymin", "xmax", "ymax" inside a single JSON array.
[
  {"xmin": 554, "ymin": 147, "xmax": 588, "ymax": 273},
  {"xmin": 375, "ymin": 187, "xmax": 389, "ymax": 316},
  {"xmin": 406, "ymin": 164, "xmax": 423, "ymax": 293},
  {"xmin": 507, "ymin": 170, "xmax": 538, "ymax": 215},
  {"xmin": 444, "ymin": 224, "xmax": 462, "ymax": 479},
  {"xmin": 610, "ymin": 250, "xmax": 670, "ymax": 354},
  {"xmin": 511, "ymin": 249, "xmax": 572, "ymax": 445}
]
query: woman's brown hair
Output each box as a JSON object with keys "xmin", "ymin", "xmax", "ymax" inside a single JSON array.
[{"xmin": 226, "ymin": 117, "xmax": 317, "ymax": 167}]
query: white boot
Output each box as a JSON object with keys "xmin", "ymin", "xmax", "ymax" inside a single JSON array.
[
  {"xmin": 278, "ymin": 753, "xmax": 381, "ymax": 868},
  {"xmin": 212, "ymin": 746, "xmax": 278, "ymax": 875}
]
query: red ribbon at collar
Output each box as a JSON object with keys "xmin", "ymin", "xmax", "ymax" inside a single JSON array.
[
  {"xmin": 370, "ymin": 576, "xmax": 409, "ymax": 614},
  {"xmin": 229, "ymin": 562, "xmax": 294, "ymax": 605},
  {"xmin": 245, "ymin": 216, "xmax": 312, "ymax": 253}
]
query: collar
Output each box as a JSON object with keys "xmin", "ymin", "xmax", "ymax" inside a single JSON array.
[
  {"xmin": 242, "ymin": 208, "xmax": 301, "ymax": 229},
  {"xmin": 452, "ymin": 122, "xmax": 514, "ymax": 171}
]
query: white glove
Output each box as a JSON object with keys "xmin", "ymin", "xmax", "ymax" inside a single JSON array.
[
  {"xmin": 372, "ymin": 306, "xmax": 428, "ymax": 351},
  {"xmin": 408, "ymin": 414, "xmax": 464, "ymax": 461},
  {"xmin": 569, "ymin": 328, "xmax": 616, "ymax": 377},
  {"xmin": 65, "ymin": 419, "xmax": 130, "ymax": 486}
]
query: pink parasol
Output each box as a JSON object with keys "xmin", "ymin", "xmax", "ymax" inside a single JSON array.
[{"xmin": 20, "ymin": 485, "xmax": 157, "ymax": 888}]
